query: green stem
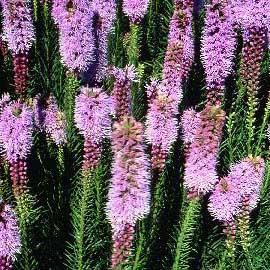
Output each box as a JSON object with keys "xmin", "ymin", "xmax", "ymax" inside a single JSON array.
[
  {"xmin": 255, "ymin": 96, "xmax": 270, "ymax": 156},
  {"xmin": 172, "ymin": 199, "xmax": 201, "ymax": 270},
  {"xmin": 66, "ymin": 171, "xmax": 93, "ymax": 270},
  {"xmin": 132, "ymin": 221, "xmax": 146, "ymax": 270},
  {"xmin": 127, "ymin": 24, "xmax": 140, "ymax": 67},
  {"xmin": 15, "ymin": 193, "xmax": 39, "ymax": 270}
]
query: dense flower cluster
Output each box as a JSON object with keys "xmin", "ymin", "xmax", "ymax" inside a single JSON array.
[
  {"xmin": 0, "ymin": 202, "xmax": 21, "ymax": 269},
  {"xmin": 0, "ymin": 0, "xmax": 35, "ymax": 54},
  {"xmin": 0, "ymin": 101, "xmax": 34, "ymax": 163},
  {"xmin": 122, "ymin": 0, "xmax": 149, "ymax": 23},
  {"xmin": 161, "ymin": 0, "xmax": 194, "ymax": 103},
  {"xmin": 74, "ymin": 87, "xmax": 113, "ymax": 170},
  {"xmin": 231, "ymin": 0, "xmax": 270, "ymax": 30},
  {"xmin": 184, "ymin": 105, "xmax": 226, "ymax": 196},
  {"xmin": 240, "ymin": 27, "xmax": 267, "ymax": 95},
  {"xmin": 181, "ymin": 108, "xmax": 201, "ymax": 145},
  {"xmin": 201, "ymin": 0, "xmax": 236, "ymax": 104},
  {"xmin": 52, "ymin": 0, "xmax": 94, "ymax": 72},
  {"xmin": 208, "ymin": 176, "xmax": 242, "ymax": 222},
  {"xmin": 90, "ymin": 0, "xmax": 116, "ymax": 82},
  {"xmin": 107, "ymin": 116, "xmax": 150, "ymax": 268},
  {"xmin": 43, "ymin": 96, "xmax": 67, "ymax": 146},
  {"xmin": 230, "ymin": 0, "xmax": 269, "ymax": 95},
  {"xmin": 110, "ymin": 66, "xmax": 136, "ymax": 119},
  {"xmin": 145, "ymin": 83, "xmax": 178, "ymax": 171},
  {"xmin": 0, "ymin": 99, "xmax": 34, "ymax": 195},
  {"xmin": 0, "ymin": 0, "xmax": 35, "ymax": 94},
  {"xmin": 209, "ymin": 156, "xmax": 265, "ymax": 222}
]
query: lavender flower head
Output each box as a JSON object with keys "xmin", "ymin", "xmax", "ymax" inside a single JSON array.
[
  {"xmin": 201, "ymin": 0, "xmax": 236, "ymax": 104},
  {"xmin": 184, "ymin": 105, "xmax": 226, "ymax": 196},
  {"xmin": 122, "ymin": 0, "xmax": 149, "ymax": 23},
  {"xmin": 161, "ymin": 0, "xmax": 195, "ymax": 104},
  {"xmin": 229, "ymin": 156, "xmax": 265, "ymax": 209},
  {"xmin": 44, "ymin": 95, "xmax": 67, "ymax": 146},
  {"xmin": 74, "ymin": 86, "xmax": 113, "ymax": 143},
  {"xmin": 208, "ymin": 177, "xmax": 242, "ymax": 222},
  {"xmin": 0, "ymin": 202, "xmax": 21, "ymax": 265},
  {"xmin": 0, "ymin": 0, "xmax": 35, "ymax": 54},
  {"xmin": 0, "ymin": 101, "xmax": 34, "ymax": 163},
  {"xmin": 209, "ymin": 156, "xmax": 265, "ymax": 223},
  {"xmin": 107, "ymin": 116, "xmax": 150, "ymax": 267},
  {"xmin": 181, "ymin": 108, "xmax": 201, "ymax": 144},
  {"xmin": 145, "ymin": 90, "xmax": 178, "ymax": 153},
  {"xmin": 107, "ymin": 116, "xmax": 151, "ymax": 234},
  {"xmin": 52, "ymin": 0, "xmax": 94, "ymax": 71}
]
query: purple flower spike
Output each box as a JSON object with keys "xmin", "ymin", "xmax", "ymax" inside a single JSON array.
[
  {"xmin": 107, "ymin": 116, "xmax": 150, "ymax": 268},
  {"xmin": 229, "ymin": 156, "xmax": 265, "ymax": 210},
  {"xmin": 184, "ymin": 105, "xmax": 226, "ymax": 196},
  {"xmin": 52, "ymin": 0, "xmax": 95, "ymax": 72},
  {"xmin": 145, "ymin": 84, "xmax": 178, "ymax": 172},
  {"xmin": 0, "ymin": 0, "xmax": 35, "ymax": 54},
  {"xmin": 44, "ymin": 95, "xmax": 67, "ymax": 146},
  {"xmin": 0, "ymin": 202, "xmax": 21, "ymax": 269},
  {"xmin": 0, "ymin": 101, "xmax": 34, "ymax": 195},
  {"xmin": 90, "ymin": 0, "xmax": 116, "ymax": 81},
  {"xmin": 74, "ymin": 87, "xmax": 113, "ymax": 170},
  {"xmin": 162, "ymin": 0, "xmax": 194, "ymax": 103},
  {"xmin": 0, "ymin": 0, "xmax": 35, "ymax": 94},
  {"xmin": 122, "ymin": 0, "xmax": 149, "ymax": 23},
  {"xmin": 209, "ymin": 156, "xmax": 265, "ymax": 224},
  {"xmin": 181, "ymin": 108, "xmax": 201, "ymax": 145},
  {"xmin": 231, "ymin": 0, "xmax": 269, "ymax": 95},
  {"xmin": 0, "ymin": 101, "xmax": 34, "ymax": 163},
  {"xmin": 110, "ymin": 66, "xmax": 136, "ymax": 119},
  {"xmin": 201, "ymin": 0, "xmax": 236, "ymax": 104}
]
